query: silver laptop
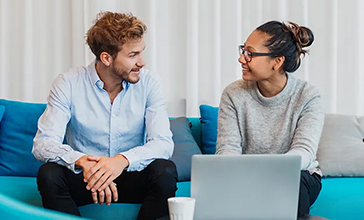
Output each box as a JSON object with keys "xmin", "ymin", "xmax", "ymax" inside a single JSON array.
[{"xmin": 191, "ymin": 154, "xmax": 301, "ymax": 220}]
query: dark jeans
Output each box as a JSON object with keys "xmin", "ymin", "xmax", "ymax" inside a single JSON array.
[
  {"xmin": 298, "ymin": 170, "xmax": 322, "ymax": 218},
  {"xmin": 37, "ymin": 159, "xmax": 178, "ymax": 220}
]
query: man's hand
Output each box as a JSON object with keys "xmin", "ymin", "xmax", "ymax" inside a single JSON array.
[
  {"xmin": 76, "ymin": 155, "xmax": 119, "ymax": 204},
  {"xmin": 84, "ymin": 154, "xmax": 129, "ymax": 193},
  {"xmin": 91, "ymin": 182, "xmax": 118, "ymax": 205},
  {"xmin": 75, "ymin": 155, "xmax": 98, "ymax": 181}
]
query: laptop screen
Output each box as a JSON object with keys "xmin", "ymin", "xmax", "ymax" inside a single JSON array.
[{"xmin": 191, "ymin": 154, "xmax": 301, "ymax": 220}]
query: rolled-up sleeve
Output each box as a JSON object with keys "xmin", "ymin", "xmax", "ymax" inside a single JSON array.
[{"xmin": 32, "ymin": 74, "xmax": 85, "ymax": 173}]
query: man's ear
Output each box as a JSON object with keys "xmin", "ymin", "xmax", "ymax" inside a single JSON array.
[
  {"xmin": 273, "ymin": 56, "xmax": 285, "ymax": 71},
  {"xmin": 99, "ymin": 52, "xmax": 113, "ymax": 67}
]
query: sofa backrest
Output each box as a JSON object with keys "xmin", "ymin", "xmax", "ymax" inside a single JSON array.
[
  {"xmin": 317, "ymin": 114, "xmax": 364, "ymax": 177},
  {"xmin": 0, "ymin": 99, "xmax": 205, "ymax": 179},
  {"xmin": 185, "ymin": 117, "xmax": 202, "ymax": 149},
  {"xmin": 2, "ymin": 99, "xmax": 363, "ymax": 178},
  {"xmin": 0, "ymin": 99, "xmax": 46, "ymax": 177}
]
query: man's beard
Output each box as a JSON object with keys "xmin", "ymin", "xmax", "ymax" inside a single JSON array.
[{"xmin": 112, "ymin": 65, "xmax": 140, "ymax": 84}]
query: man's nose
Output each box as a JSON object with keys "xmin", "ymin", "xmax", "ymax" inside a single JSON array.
[{"xmin": 137, "ymin": 56, "xmax": 145, "ymax": 67}]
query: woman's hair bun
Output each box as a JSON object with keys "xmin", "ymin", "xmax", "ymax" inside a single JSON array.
[
  {"xmin": 255, "ymin": 20, "xmax": 314, "ymax": 73},
  {"xmin": 282, "ymin": 22, "xmax": 314, "ymax": 48}
]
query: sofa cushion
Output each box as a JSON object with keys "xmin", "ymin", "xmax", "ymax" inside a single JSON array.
[
  {"xmin": 0, "ymin": 105, "xmax": 5, "ymax": 122},
  {"xmin": 170, "ymin": 117, "xmax": 202, "ymax": 181},
  {"xmin": 317, "ymin": 114, "xmax": 364, "ymax": 177},
  {"xmin": 199, "ymin": 105, "xmax": 219, "ymax": 154},
  {"xmin": 0, "ymin": 99, "xmax": 46, "ymax": 177},
  {"xmin": 310, "ymin": 178, "xmax": 364, "ymax": 220}
]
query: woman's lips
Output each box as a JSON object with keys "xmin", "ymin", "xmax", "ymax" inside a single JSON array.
[{"xmin": 242, "ymin": 67, "xmax": 250, "ymax": 74}]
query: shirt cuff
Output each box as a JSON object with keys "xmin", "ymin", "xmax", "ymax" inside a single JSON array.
[
  {"xmin": 120, "ymin": 151, "xmax": 144, "ymax": 172},
  {"xmin": 59, "ymin": 150, "xmax": 86, "ymax": 174}
]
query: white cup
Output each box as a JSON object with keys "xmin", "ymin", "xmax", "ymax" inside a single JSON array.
[{"xmin": 168, "ymin": 197, "xmax": 196, "ymax": 220}]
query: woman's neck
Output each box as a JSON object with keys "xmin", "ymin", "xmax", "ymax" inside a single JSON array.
[{"xmin": 257, "ymin": 73, "xmax": 288, "ymax": 98}]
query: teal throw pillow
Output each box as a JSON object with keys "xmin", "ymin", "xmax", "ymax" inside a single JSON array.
[
  {"xmin": 0, "ymin": 105, "xmax": 4, "ymax": 122},
  {"xmin": 0, "ymin": 99, "xmax": 46, "ymax": 177},
  {"xmin": 170, "ymin": 117, "xmax": 202, "ymax": 181},
  {"xmin": 199, "ymin": 105, "xmax": 219, "ymax": 154}
]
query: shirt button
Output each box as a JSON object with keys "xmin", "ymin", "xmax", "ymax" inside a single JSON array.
[
  {"xmin": 67, "ymin": 166, "xmax": 71, "ymax": 169},
  {"xmin": 112, "ymin": 114, "xmax": 116, "ymax": 118},
  {"xmin": 112, "ymin": 136, "xmax": 116, "ymax": 140}
]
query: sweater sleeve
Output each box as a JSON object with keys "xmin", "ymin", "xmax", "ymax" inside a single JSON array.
[
  {"xmin": 286, "ymin": 92, "xmax": 325, "ymax": 170},
  {"xmin": 216, "ymin": 87, "xmax": 243, "ymax": 155}
]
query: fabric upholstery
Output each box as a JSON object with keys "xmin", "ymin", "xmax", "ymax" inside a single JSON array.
[
  {"xmin": 310, "ymin": 178, "xmax": 364, "ymax": 219},
  {"xmin": 317, "ymin": 114, "xmax": 364, "ymax": 177},
  {"xmin": 199, "ymin": 105, "xmax": 219, "ymax": 154},
  {"xmin": 0, "ymin": 99, "xmax": 46, "ymax": 177},
  {"xmin": 170, "ymin": 117, "xmax": 202, "ymax": 181},
  {"xmin": 0, "ymin": 176, "xmax": 191, "ymax": 220},
  {"xmin": 0, "ymin": 105, "xmax": 5, "ymax": 122}
]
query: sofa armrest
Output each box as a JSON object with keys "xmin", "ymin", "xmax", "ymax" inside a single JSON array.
[{"xmin": 0, "ymin": 192, "xmax": 89, "ymax": 220}]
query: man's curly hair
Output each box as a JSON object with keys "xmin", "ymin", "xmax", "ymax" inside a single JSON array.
[{"xmin": 86, "ymin": 12, "xmax": 147, "ymax": 60}]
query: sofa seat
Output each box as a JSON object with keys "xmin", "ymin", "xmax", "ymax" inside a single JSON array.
[
  {"xmin": 1, "ymin": 175, "xmax": 364, "ymax": 220},
  {"xmin": 310, "ymin": 177, "xmax": 364, "ymax": 220},
  {"xmin": 0, "ymin": 176, "xmax": 191, "ymax": 220}
]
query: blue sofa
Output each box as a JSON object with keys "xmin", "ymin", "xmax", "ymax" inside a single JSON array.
[{"xmin": 0, "ymin": 99, "xmax": 363, "ymax": 220}]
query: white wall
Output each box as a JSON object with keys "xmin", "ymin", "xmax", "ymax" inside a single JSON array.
[{"xmin": 0, "ymin": 0, "xmax": 363, "ymax": 116}]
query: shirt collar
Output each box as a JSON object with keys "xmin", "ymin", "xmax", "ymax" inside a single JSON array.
[
  {"xmin": 89, "ymin": 59, "xmax": 103, "ymax": 88},
  {"xmin": 88, "ymin": 59, "xmax": 130, "ymax": 91},
  {"xmin": 122, "ymin": 80, "xmax": 130, "ymax": 91}
]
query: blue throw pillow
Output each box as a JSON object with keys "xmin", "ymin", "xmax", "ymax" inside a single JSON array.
[
  {"xmin": 199, "ymin": 105, "xmax": 219, "ymax": 154},
  {"xmin": 0, "ymin": 99, "xmax": 46, "ymax": 177},
  {"xmin": 0, "ymin": 105, "xmax": 4, "ymax": 122},
  {"xmin": 170, "ymin": 117, "xmax": 202, "ymax": 181}
]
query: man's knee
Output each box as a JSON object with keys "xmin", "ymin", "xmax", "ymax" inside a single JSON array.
[
  {"xmin": 148, "ymin": 159, "xmax": 178, "ymax": 178},
  {"xmin": 147, "ymin": 159, "xmax": 178, "ymax": 190},
  {"xmin": 37, "ymin": 163, "xmax": 65, "ymax": 189}
]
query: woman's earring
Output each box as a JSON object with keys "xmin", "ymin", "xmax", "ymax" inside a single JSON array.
[{"xmin": 272, "ymin": 67, "xmax": 275, "ymax": 70}]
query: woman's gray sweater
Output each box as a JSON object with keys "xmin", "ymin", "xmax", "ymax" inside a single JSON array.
[{"xmin": 216, "ymin": 74, "xmax": 325, "ymax": 175}]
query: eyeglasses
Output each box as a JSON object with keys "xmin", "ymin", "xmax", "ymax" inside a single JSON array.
[{"xmin": 238, "ymin": 44, "xmax": 276, "ymax": 62}]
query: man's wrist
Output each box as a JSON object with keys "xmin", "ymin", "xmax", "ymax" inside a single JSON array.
[
  {"xmin": 117, "ymin": 154, "xmax": 129, "ymax": 168},
  {"xmin": 75, "ymin": 155, "xmax": 87, "ymax": 169}
]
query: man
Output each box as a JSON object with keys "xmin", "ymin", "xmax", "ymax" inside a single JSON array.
[{"xmin": 32, "ymin": 12, "xmax": 177, "ymax": 220}]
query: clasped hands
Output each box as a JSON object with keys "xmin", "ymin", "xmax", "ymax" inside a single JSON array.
[{"xmin": 76, "ymin": 154, "xmax": 129, "ymax": 206}]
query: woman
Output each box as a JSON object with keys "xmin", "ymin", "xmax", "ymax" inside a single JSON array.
[{"xmin": 216, "ymin": 21, "xmax": 324, "ymax": 218}]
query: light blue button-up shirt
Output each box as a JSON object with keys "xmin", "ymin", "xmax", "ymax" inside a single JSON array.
[{"xmin": 32, "ymin": 61, "xmax": 173, "ymax": 173}]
